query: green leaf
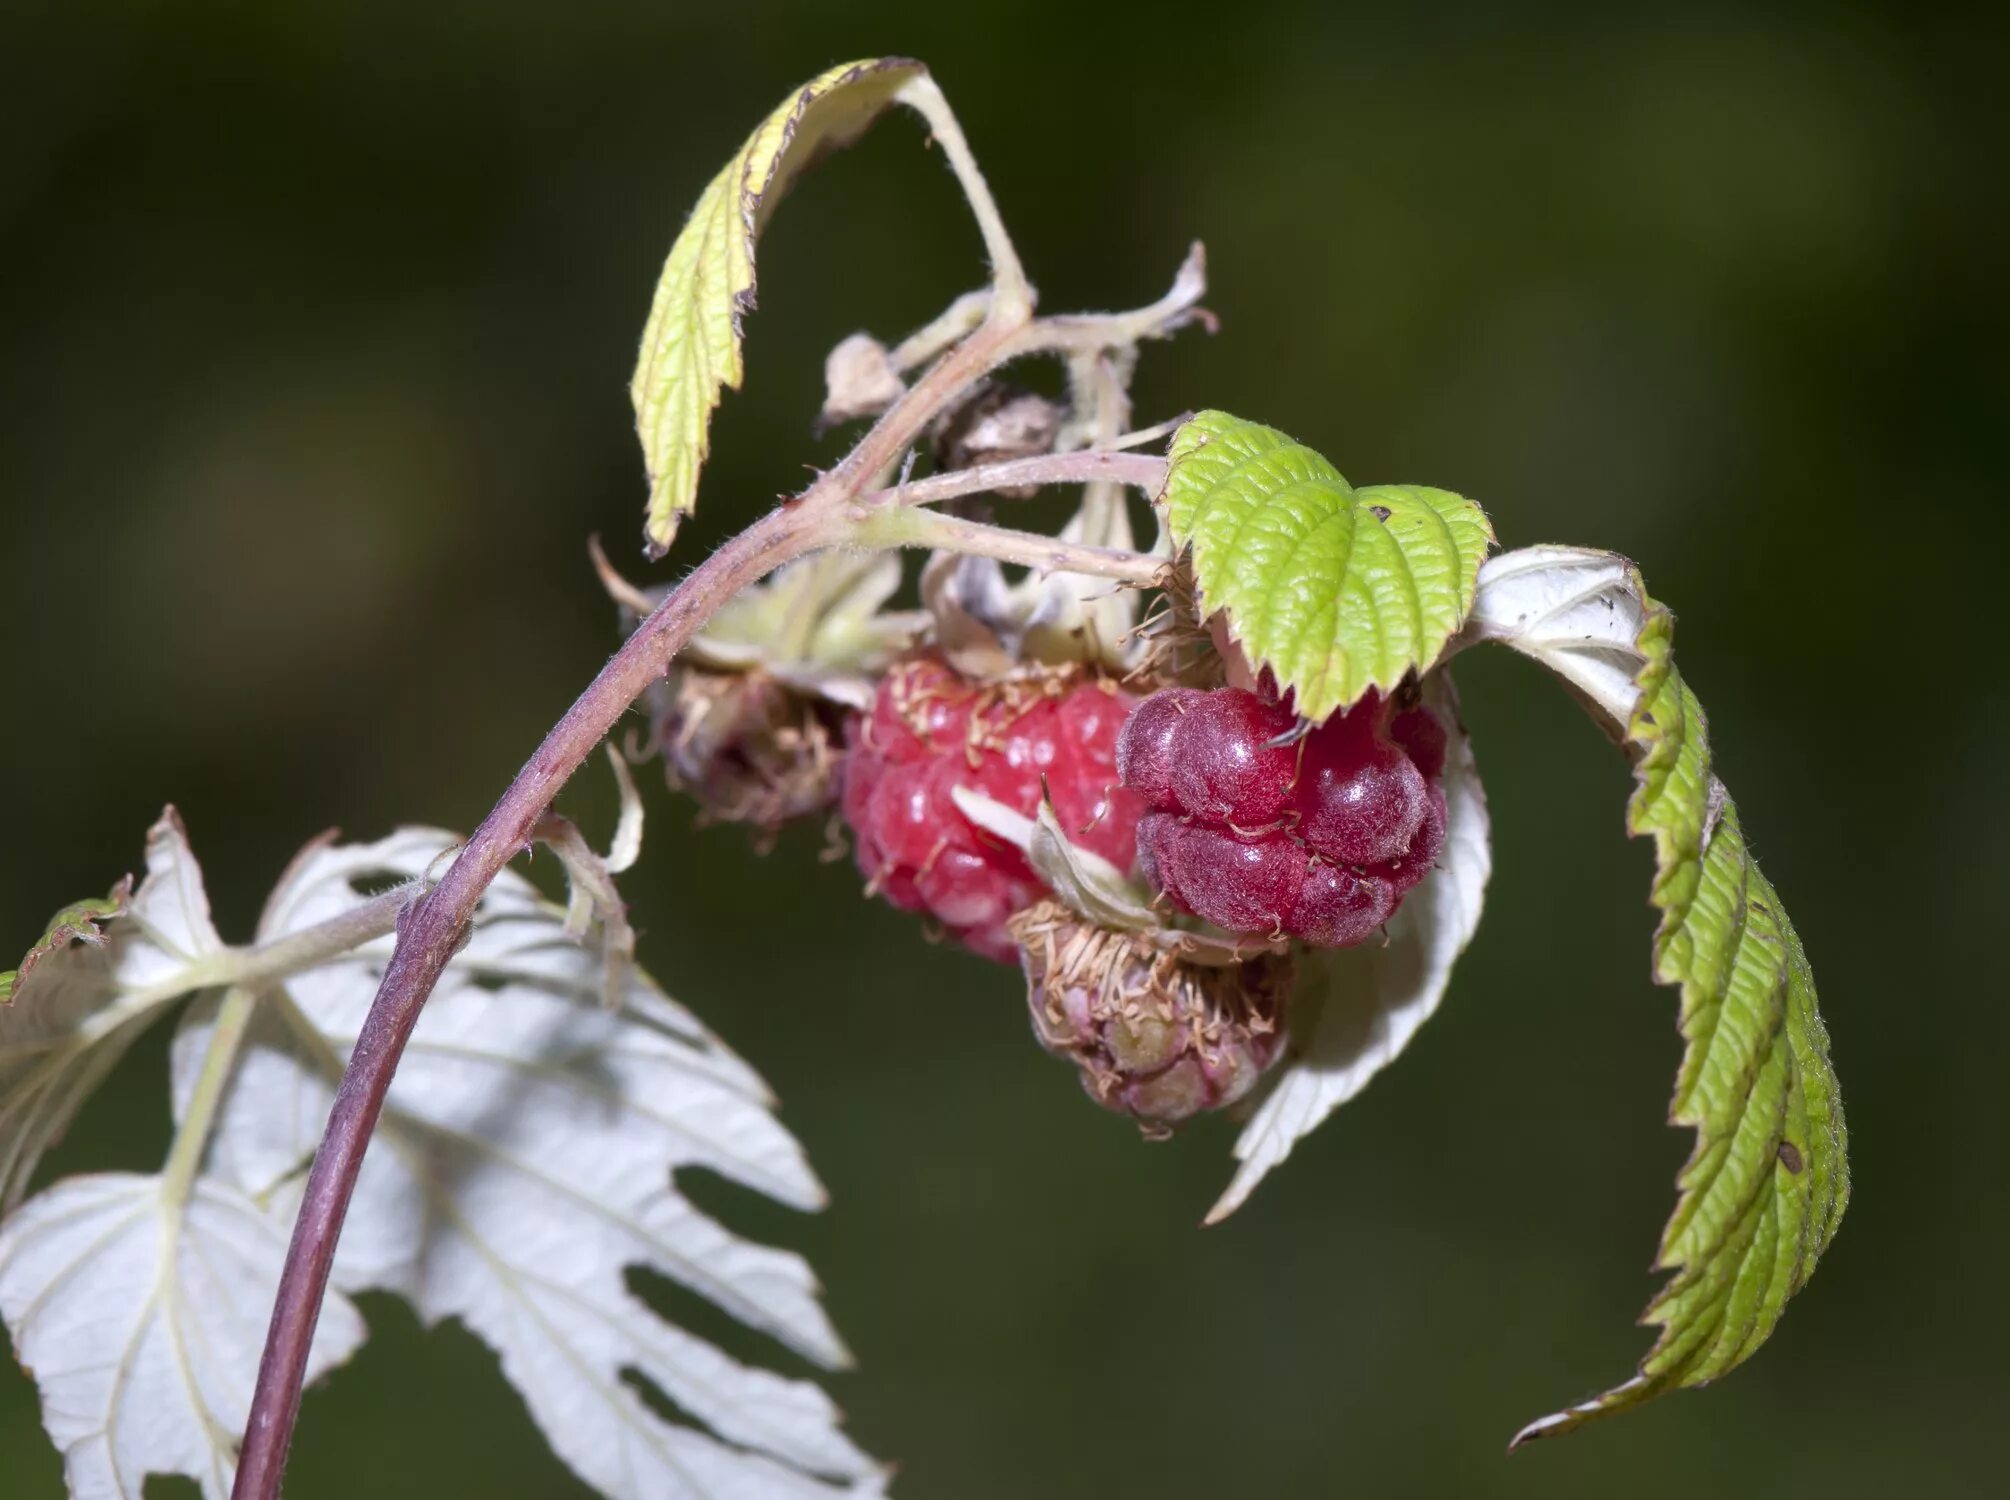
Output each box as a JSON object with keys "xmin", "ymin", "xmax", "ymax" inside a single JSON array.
[
  {"xmin": 1460, "ymin": 546, "xmax": 1849, "ymax": 1444},
  {"xmin": 0, "ymin": 888, "xmax": 128, "ymax": 1007},
  {"xmin": 1158, "ymin": 410, "xmax": 1493, "ymax": 721},
  {"xmin": 630, "ymin": 57, "xmax": 926, "ymax": 557}
]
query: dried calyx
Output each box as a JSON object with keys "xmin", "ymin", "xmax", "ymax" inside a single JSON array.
[
  {"xmin": 596, "ymin": 546, "xmax": 922, "ymax": 841},
  {"xmin": 928, "ymin": 380, "xmax": 1065, "ymax": 494}
]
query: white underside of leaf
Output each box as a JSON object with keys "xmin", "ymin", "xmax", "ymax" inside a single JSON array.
[
  {"xmin": 0, "ymin": 810, "xmax": 225, "ymax": 1211},
  {"xmin": 170, "ymin": 829, "xmax": 879, "ymax": 1499},
  {"xmin": 1210, "ymin": 674, "xmax": 1491, "ymax": 1221},
  {"xmin": 1456, "ymin": 545, "xmax": 1650, "ymax": 732},
  {"xmin": 0, "ymin": 1172, "xmax": 365, "ymax": 1500}
]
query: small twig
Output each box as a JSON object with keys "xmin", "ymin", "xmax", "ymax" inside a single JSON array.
[
  {"xmin": 872, "ymin": 448, "xmax": 1168, "ymax": 510},
  {"xmin": 889, "ymin": 290, "xmax": 991, "ymax": 371},
  {"xmin": 896, "ymin": 77, "xmax": 1033, "ymax": 320},
  {"xmin": 855, "ymin": 507, "xmax": 1165, "ymax": 587},
  {"xmin": 1030, "ymin": 241, "xmax": 1211, "ymax": 352}
]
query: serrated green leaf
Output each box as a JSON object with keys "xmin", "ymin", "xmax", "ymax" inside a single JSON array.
[
  {"xmin": 0, "ymin": 888, "xmax": 128, "ymax": 1007},
  {"xmin": 1460, "ymin": 546, "xmax": 1848, "ymax": 1444},
  {"xmin": 630, "ymin": 57, "xmax": 926, "ymax": 557},
  {"xmin": 1158, "ymin": 410, "xmax": 1493, "ymax": 721}
]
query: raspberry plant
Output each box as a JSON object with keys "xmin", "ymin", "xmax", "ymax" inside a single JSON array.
[{"xmin": 0, "ymin": 58, "xmax": 1848, "ymax": 1500}]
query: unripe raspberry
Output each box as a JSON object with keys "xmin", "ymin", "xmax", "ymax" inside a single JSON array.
[
  {"xmin": 843, "ymin": 655, "xmax": 1146, "ymax": 962},
  {"xmin": 604, "ymin": 548, "xmax": 920, "ymax": 844},
  {"xmin": 1118, "ymin": 682, "xmax": 1450, "ymax": 948},
  {"xmin": 1010, "ymin": 903, "xmax": 1291, "ymax": 1136}
]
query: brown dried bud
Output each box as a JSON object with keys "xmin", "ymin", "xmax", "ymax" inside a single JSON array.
[
  {"xmin": 1009, "ymin": 902, "xmax": 1292, "ymax": 1137},
  {"xmin": 929, "ymin": 382, "xmax": 1064, "ymax": 495},
  {"xmin": 655, "ymin": 668, "xmax": 842, "ymax": 843},
  {"xmin": 819, "ymin": 332, "xmax": 905, "ymax": 428}
]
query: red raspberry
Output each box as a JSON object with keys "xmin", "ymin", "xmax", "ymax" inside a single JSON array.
[
  {"xmin": 1116, "ymin": 684, "xmax": 1449, "ymax": 947},
  {"xmin": 843, "ymin": 655, "xmax": 1146, "ymax": 962}
]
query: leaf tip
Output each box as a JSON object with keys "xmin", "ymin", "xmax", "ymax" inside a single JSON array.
[{"xmin": 1508, "ymin": 1376, "xmax": 1653, "ymax": 1451}]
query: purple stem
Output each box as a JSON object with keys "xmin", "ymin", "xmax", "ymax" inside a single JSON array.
[
  {"xmin": 231, "ymin": 502, "xmax": 811, "ymax": 1497},
  {"xmin": 231, "ymin": 309, "xmax": 1035, "ymax": 1499}
]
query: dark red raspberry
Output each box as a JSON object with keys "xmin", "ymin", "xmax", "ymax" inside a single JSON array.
[
  {"xmin": 1116, "ymin": 684, "xmax": 1449, "ymax": 947},
  {"xmin": 843, "ymin": 655, "xmax": 1146, "ymax": 962},
  {"xmin": 1164, "ymin": 689, "xmax": 1299, "ymax": 826}
]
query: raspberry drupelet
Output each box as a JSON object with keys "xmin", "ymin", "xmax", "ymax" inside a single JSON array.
[
  {"xmin": 842, "ymin": 654, "xmax": 1147, "ymax": 962},
  {"xmin": 1118, "ymin": 683, "xmax": 1448, "ymax": 947}
]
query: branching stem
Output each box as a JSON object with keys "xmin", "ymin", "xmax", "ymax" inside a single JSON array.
[
  {"xmin": 234, "ymin": 229, "xmax": 1207, "ymax": 1500},
  {"xmin": 853, "ymin": 506, "xmax": 1165, "ymax": 586},
  {"xmin": 868, "ymin": 448, "xmax": 1166, "ymax": 510}
]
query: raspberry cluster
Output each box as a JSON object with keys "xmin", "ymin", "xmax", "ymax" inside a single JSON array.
[
  {"xmin": 1118, "ymin": 685, "xmax": 1448, "ymax": 947},
  {"xmin": 841, "ymin": 655, "xmax": 1145, "ymax": 962}
]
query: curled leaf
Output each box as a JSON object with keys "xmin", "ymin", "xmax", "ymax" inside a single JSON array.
[
  {"xmin": 1158, "ymin": 411, "xmax": 1493, "ymax": 720},
  {"xmin": 630, "ymin": 58, "xmax": 925, "ymax": 556},
  {"xmin": 1460, "ymin": 545, "xmax": 1849, "ymax": 1443},
  {"xmin": 0, "ymin": 810, "xmax": 222, "ymax": 1212}
]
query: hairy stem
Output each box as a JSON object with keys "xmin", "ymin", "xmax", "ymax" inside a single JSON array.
[
  {"xmin": 866, "ymin": 448, "xmax": 1167, "ymax": 510},
  {"xmin": 234, "ymin": 300, "xmax": 1043, "ymax": 1500},
  {"xmin": 896, "ymin": 76, "xmax": 1031, "ymax": 320},
  {"xmin": 235, "ymin": 241, "xmax": 1208, "ymax": 1496},
  {"xmin": 231, "ymin": 500, "xmax": 819, "ymax": 1498},
  {"xmin": 855, "ymin": 506, "xmax": 1165, "ymax": 586}
]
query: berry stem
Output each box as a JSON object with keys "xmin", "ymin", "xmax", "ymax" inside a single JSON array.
[
  {"xmin": 854, "ymin": 505, "xmax": 1165, "ymax": 585},
  {"xmin": 894, "ymin": 76, "xmax": 1032, "ymax": 322},
  {"xmin": 867, "ymin": 447, "xmax": 1167, "ymax": 509}
]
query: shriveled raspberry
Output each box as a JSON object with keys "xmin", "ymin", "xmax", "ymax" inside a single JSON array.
[
  {"xmin": 1010, "ymin": 902, "xmax": 1291, "ymax": 1136},
  {"xmin": 1118, "ymin": 683, "xmax": 1450, "ymax": 948},
  {"xmin": 843, "ymin": 654, "xmax": 1146, "ymax": 962},
  {"xmin": 656, "ymin": 669, "xmax": 842, "ymax": 842}
]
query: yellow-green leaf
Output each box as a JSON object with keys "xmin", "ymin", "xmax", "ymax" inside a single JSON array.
[
  {"xmin": 1461, "ymin": 546, "xmax": 1849, "ymax": 1444},
  {"xmin": 630, "ymin": 57, "xmax": 926, "ymax": 557},
  {"xmin": 1158, "ymin": 410, "xmax": 1493, "ymax": 721}
]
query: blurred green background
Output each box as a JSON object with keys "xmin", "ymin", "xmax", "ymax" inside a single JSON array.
[{"xmin": 3, "ymin": 2, "xmax": 2004, "ymax": 1495}]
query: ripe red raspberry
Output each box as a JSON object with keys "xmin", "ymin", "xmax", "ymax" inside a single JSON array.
[
  {"xmin": 843, "ymin": 655, "xmax": 1146, "ymax": 962},
  {"xmin": 1119, "ymin": 684, "xmax": 1449, "ymax": 947}
]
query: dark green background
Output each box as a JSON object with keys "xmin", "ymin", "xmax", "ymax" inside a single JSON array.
[{"xmin": 3, "ymin": 2, "xmax": 2003, "ymax": 1496}]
